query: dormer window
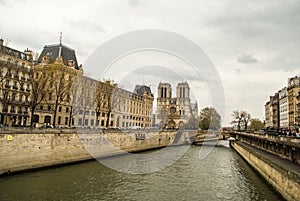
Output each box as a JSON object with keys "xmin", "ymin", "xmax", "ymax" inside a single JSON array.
[{"xmin": 68, "ymin": 60, "xmax": 74, "ymax": 67}]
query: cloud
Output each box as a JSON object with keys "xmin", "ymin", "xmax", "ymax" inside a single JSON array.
[
  {"xmin": 65, "ymin": 19, "xmax": 105, "ymax": 33},
  {"xmin": 235, "ymin": 68, "xmax": 241, "ymax": 74},
  {"xmin": 128, "ymin": 0, "xmax": 140, "ymax": 7},
  {"xmin": 237, "ymin": 54, "xmax": 258, "ymax": 64}
]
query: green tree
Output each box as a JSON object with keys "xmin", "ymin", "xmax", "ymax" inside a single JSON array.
[
  {"xmin": 199, "ymin": 107, "xmax": 221, "ymax": 130},
  {"xmin": 248, "ymin": 118, "xmax": 264, "ymax": 131}
]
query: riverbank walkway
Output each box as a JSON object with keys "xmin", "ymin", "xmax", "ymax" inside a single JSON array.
[{"xmin": 237, "ymin": 141, "xmax": 300, "ymax": 177}]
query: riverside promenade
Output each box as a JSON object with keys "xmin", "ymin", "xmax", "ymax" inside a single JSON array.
[{"xmin": 231, "ymin": 132, "xmax": 300, "ymax": 201}]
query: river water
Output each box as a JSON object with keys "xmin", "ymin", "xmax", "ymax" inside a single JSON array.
[{"xmin": 0, "ymin": 142, "xmax": 284, "ymax": 201}]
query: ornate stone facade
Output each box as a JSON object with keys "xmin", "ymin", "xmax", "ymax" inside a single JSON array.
[
  {"xmin": 0, "ymin": 39, "xmax": 32, "ymax": 126},
  {"xmin": 155, "ymin": 81, "xmax": 198, "ymax": 129},
  {"xmin": 0, "ymin": 39, "xmax": 154, "ymax": 128}
]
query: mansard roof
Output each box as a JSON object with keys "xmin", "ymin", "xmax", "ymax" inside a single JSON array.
[
  {"xmin": 134, "ymin": 85, "xmax": 153, "ymax": 96},
  {"xmin": 37, "ymin": 43, "xmax": 79, "ymax": 69}
]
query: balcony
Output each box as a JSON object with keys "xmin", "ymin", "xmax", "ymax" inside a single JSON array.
[
  {"xmin": 12, "ymin": 86, "xmax": 18, "ymax": 90},
  {"xmin": 27, "ymin": 77, "xmax": 31, "ymax": 81},
  {"xmin": 21, "ymin": 76, "xmax": 26, "ymax": 81},
  {"xmin": 26, "ymin": 88, "xmax": 30, "ymax": 92},
  {"xmin": 14, "ymin": 74, "xmax": 19, "ymax": 79},
  {"xmin": 5, "ymin": 85, "xmax": 10, "ymax": 89},
  {"xmin": 20, "ymin": 87, "xmax": 24, "ymax": 91},
  {"xmin": 18, "ymin": 110, "xmax": 22, "ymax": 114}
]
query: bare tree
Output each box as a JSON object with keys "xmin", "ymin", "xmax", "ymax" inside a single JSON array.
[
  {"xmin": 105, "ymin": 82, "xmax": 117, "ymax": 128},
  {"xmin": 231, "ymin": 110, "xmax": 251, "ymax": 131},
  {"xmin": 94, "ymin": 82, "xmax": 106, "ymax": 127},
  {"xmin": 47, "ymin": 68, "xmax": 71, "ymax": 127},
  {"xmin": 68, "ymin": 76, "xmax": 84, "ymax": 127},
  {"xmin": 27, "ymin": 67, "xmax": 50, "ymax": 127},
  {"xmin": 231, "ymin": 110, "xmax": 242, "ymax": 131},
  {"xmin": 241, "ymin": 111, "xmax": 251, "ymax": 131},
  {"xmin": 0, "ymin": 61, "xmax": 14, "ymax": 125}
]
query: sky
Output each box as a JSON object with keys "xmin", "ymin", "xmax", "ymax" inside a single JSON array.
[{"xmin": 0, "ymin": 0, "xmax": 299, "ymax": 126}]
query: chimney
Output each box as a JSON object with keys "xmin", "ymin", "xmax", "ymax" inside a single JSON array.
[{"xmin": 0, "ymin": 39, "xmax": 3, "ymax": 46}]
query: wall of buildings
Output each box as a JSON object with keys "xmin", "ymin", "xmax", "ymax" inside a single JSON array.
[
  {"xmin": 265, "ymin": 76, "xmax": 300, "ymax": 129},
  {"xmin": 0, "ymin": 39, "xmax": 33, "ymax": 127},
  {"xmin": 0, "ymin": 40, "xmax": 154, "ymax": 129},
  {"xmin": 0, "ymin": 129, "xmax": 195, "ymax": 175},
  {"xmin": 231, "ymin": 141, "xmax": 300, "ymax": 201}
]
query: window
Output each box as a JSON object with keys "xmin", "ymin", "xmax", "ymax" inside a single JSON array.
[
  {"xmin": 85, "ymin": 119, "xmax": 88, "ymax": 126},
  {"xmin": 19, "ymin": 94, "xmax": 23, "ymax": 102},
  {"xmin": 78, "ymin": 119, "xmax": 82, "ymax": 125},
  {"xmin": 79, "ymin": 110, "xmax": 83, "ymax": 115},
  {"xmin": 91, "ymin": 111, "xmax": 95, "ymax": 116},
  {"xmin": 40, "ymin": 105, "xmax": 43, "ymax": 110},
  {"xmin": 12, "ymin": 93, "xmax": 16, "ymax": 101},
  {"xmin": 65, "ymin": 117, "xmax": 68, "ymax": 125},
  {"xmin": 58, "ymin": 116, "xmax": 61, "ymax": 124},
  {"xmin": 18, "ymin": 107, "xmax": 22, "ymax": 113},
  {"xmin": 102, "ymin": 112, "xmax": 105, "ymax": 117},
  {"xmin": 6, "ymin": 69, "xmax": 11, "ymax": 77},
  {"xmin": 101, "ymin": 120, "xmax": 105, "ymax": 126},
  {"xmin": 91, "ymin": 119, "xmax": 94, "ymax": 126},
  {"xmin": 48, "ymin": 106, "xmax": 51, "ymax": 111},
  {"xmin": 66, "ymin": 107, "xmax": 69, "ymax": 113},
  {"xmin": 13, "ymin": 81, "xmax": 18, "ymax": 89},
  {"xmin": 10, "ymin": 106, "xmax": 15, "ymax": 113},
  {"xmin": 7, "ymin": 58, "xmax": 11, "ymax": 65},
  {"xmin": 48, "ymin": 93, "xmax": 52, "ymax": 100},
  {"xmin": 58, "ymin": 106, "xmax": 62, "ymax": 112}
]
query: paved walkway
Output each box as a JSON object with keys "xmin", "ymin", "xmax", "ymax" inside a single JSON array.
[{"xmin": 237, "ymin": 141, "xmax": 300, "ymax": 176}]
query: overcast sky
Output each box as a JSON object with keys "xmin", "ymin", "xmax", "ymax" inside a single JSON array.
[{"xmin": 1, "ymin": 0, "xmax": 299, "ymax": 126}]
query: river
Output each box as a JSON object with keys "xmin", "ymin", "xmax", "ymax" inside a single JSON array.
[{"xmin": 0, "ymin": 142, "xmax": 284, "ymax": 201}]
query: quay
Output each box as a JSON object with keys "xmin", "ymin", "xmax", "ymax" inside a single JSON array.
[
  {"xmin": 0, "ymin": 128, "xmax": 196, "ymax": 176},
  {"xmin": 230, "ymin": 132, "xmax": 300, "ymax": 201}
]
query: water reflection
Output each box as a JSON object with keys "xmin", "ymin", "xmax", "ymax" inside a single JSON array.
[{"xmin": 0, "ymin": 143, "xmax": 284, "ymax": 201}]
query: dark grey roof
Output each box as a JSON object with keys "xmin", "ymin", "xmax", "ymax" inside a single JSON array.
[
  {"xmin": 134, "ymin": 85, "xmax": 153, "ymax": 96},
  {"xmin": 37, "ymin": 43, "xmax": 79, "ymax": 69}
]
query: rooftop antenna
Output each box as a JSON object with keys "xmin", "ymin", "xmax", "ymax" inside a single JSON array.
[
  {"xmin": 142, "ymin": 72, "xmax": 145, "ymax": 85},
  {"xmin": 58, "ymin": 31, "xmax": 62, "ymax": 57},
  {"xmin": 59, "ymin": 31, "xmax": 62, "ymax": 45}
]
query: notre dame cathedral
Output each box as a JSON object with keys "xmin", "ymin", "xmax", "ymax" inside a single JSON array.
[{"xmin": 155, "ymin": 81, "xmax": 199, "ymax": 129}]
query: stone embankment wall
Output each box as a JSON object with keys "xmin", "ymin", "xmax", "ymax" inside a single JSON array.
[
  {"xmin": 0, "ymin": 129, "xmax": 195, "ymax": 175},
  {"xmin": 231, "ymin": 141, "xmax": 300, "ymax": 201}
]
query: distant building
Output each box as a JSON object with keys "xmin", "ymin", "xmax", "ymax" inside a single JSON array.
[
  {"xmin": 278, "ymin": 87, "xmax": 288, "ymax": 128},
  {"xmin": 0, "ymin": 39, "xmax": 32, "ymax": 126},
  {"xmin": 265, "ymin": 100, "xmax": 272, "ymax": 128},
  {"xmin": 287, "ymin": 76, "xmax": 300, "ymax": 127},
  {"xmin": 265, "ymin": 76, "xmax": 300, "ymax": 129},
  {"xmin": 155, "ymin": 81, "xmax": 198, "ymax": 129}
]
